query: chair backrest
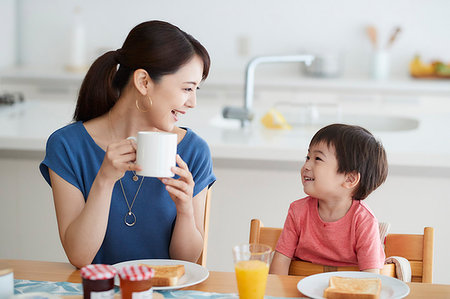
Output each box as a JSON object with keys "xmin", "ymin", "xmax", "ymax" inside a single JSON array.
[
  {"xmin": 196, "ymin": 188, "xmax": 212, "ymax": 266},
  {"xmin": 249, "ymin": 219, "xmax": 362, "ymax": 276},
  {"xmin": 249, "ymin": 219, "xmax": 433, "ymax": 281},
  {"xmin": 385, "ymin": 227, "xmax": 434, "ymax": 283}
]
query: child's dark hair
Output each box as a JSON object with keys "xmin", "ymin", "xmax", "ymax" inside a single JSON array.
[{"xmin": 310, "ymin": 123, "xmax": 388, "ymax": 200}]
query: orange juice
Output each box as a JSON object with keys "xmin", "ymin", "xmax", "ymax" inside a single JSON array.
[{"xmin": 234, "ymin": 260, "xmax": 269, "ymax": 299}]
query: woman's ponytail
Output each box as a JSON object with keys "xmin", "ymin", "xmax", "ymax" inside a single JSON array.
[
  {"xmin": 73, "ymin": 20, "xmax": 211, "ymax": 122},
  {"xmin": 73, "ymin": 51, "xmax": 119, "ymax": 121}
]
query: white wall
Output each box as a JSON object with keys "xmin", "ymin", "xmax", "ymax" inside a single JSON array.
[
  {"xmin": 0, "ymin": 0, "xmax": 16, "ymax": 68},
  {"xmin": 11, "ymin": 0, "xmax": 450, "ymax": 77}
]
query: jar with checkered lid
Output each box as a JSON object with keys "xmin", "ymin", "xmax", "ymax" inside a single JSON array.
[
  {"xmin": 118, "ymin": 265, "xmax": 154, "ymax": 299},
  {"xmin": 80, "ymin": 264, "xmax": 117, "ymax": 299}
]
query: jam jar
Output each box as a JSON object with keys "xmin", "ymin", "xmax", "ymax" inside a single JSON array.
[
  {"xmin": 118, "ymin": 265, "xmax": 154, "ymax": 299},
  {"xmin": 80, "ymin": 264, "xmax": 117, "ymax": 299}
]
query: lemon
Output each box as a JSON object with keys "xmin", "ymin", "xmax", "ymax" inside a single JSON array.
[{"xmin": 261, "ymin": 108, "xmax": 292, "ymax": 130}]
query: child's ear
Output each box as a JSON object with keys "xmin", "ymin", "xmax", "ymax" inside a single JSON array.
[{"xmin": 343, "ymin": 171, "xmax": 360, "ymax": 189}]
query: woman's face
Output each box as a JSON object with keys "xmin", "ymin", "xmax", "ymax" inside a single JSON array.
[{"xmin": 148, "ymin": 55, "xmax": 204, "ymax": 132}]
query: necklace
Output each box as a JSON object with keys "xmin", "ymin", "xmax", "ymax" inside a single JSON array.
[
  {"xmin": 119, "ymin": 176, "xmax": 144, "ymax": 226},
  {"xmin": 108, "ymin": 109, "xmax": 144, "ymax": 226},
  {"xmin": 108, "ymin": 110, "xmax": 139, "ymax": 182}
]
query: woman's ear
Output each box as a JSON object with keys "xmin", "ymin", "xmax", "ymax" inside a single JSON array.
[
  {"xmin": 133, "ymin": 69, "xmax": 152, "ymax": 96},
  {"xmin": 343, "ymin": 171, "xmax": 360, "ymax": 189}
]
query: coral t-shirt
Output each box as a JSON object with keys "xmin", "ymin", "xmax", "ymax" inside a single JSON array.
[{"xmin": 275, "ymin": 196, "xmax": 385, "ymax": 270}]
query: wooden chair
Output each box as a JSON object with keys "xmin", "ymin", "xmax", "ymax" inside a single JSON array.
[
  {"xmin": 196, "ymin": 188, "xmax": 212, "ymax": 266},
  {"xmin": 385, "ymin": 227, "xmax": 434, "ymax": 282},
  {"xmin": 249, "ymin": 219, "xmax": 434, "ymax": 282}
]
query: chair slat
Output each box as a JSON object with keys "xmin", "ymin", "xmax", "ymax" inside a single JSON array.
[
  {"xmin": 259, "ymin": 228, "xmax": 282, "ymax": 250},
  {"xmin": 385, "ymin": 234, "xmax": 423, "ymax": 260},
  {"xmin": 196, "ymin": 188, "xmax": 212, "ymax": 266}
]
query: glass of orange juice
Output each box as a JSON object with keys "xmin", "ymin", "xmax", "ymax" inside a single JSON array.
[{"xmin": 232, "ymin": 243, "xmax": 272, "ymax": 299}]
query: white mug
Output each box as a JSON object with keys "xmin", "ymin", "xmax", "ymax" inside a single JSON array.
[{"xmin": 129, "ymin": 131, "xmax": 177, "ymax": 178}]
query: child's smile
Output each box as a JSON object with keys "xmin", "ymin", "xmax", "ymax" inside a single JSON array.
[{"xmin": 301, "ymin": 142, "xmax": 346, "ymax": 200}]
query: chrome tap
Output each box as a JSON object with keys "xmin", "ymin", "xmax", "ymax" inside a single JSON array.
[{"xmin": 222, "ymin": 55, "xmax": 315, "ymax": 127}]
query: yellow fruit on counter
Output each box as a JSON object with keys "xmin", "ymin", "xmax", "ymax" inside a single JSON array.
[
  {"xmin": 261, "ymin": 108, "xmax": 292, "ymax": 130},
  {"xmin": 409, "ymin": 55, "xmax": 434, "ymax": 77}
]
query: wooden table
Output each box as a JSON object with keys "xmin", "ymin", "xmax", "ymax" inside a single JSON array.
[{"xmin": 2, "ymin": 259, "xmax": 450, "ymax": 298}]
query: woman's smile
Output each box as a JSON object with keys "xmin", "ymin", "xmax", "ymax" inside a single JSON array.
[{"xmin": 171, "ymin": 109, "xmax": 186, "ymax": 122}]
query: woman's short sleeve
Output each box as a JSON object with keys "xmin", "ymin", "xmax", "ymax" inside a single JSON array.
[
  {"xmin": 39, "ymin": 127, "xmax": 82, "ymax": 192},
  {"xmin": 178, "ymin": 129, "xmax": 216, "ymax": 197}
]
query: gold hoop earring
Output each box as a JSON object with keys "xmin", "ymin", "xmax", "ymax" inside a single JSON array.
[{"xmin": 135, "ymin": 96, "xmax": 152, "ymax": 112}]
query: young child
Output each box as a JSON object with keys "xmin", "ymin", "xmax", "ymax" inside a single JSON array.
[{"xmin": 270, "ymin": 123, "xmax": 388, "ymax": 274}]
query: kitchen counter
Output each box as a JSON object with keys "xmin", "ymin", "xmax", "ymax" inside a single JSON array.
[
  {"xmin": 1, "ymin": 94, "xmax": 450, "ymax": 176},
  {"xmin": 2, "ymin": 67, "xmax": 450, "ymax": 99}
]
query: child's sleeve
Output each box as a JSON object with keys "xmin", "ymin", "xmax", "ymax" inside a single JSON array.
[
  {"xmin": 355, "ymin": 217, "xmax": 386, "ymax": 270},
  {"xmin": 275, "ymin": 203, "xmax": 300, "ymax": 259}
]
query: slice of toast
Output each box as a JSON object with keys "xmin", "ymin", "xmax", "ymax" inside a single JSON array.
[
  {"xmin": 139, "ymin": 264, "xmax": 185, "ymax": 287},
  {"xmin": 323, "ymin": 276, "xmax": 382, "ymax": 299}
]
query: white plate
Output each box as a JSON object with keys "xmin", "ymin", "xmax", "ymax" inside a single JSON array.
[
  {"xmin": 112, "ymin": 259, "xmax": 209, "ymax": 291},
  {"xmin": 297, "ymin": 271, "xmax": 410, "ymax": 299}
]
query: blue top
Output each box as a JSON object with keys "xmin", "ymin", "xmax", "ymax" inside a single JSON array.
[{"xmin": 39, "ymin": 121, "xmax": 216, "ymax": 265}]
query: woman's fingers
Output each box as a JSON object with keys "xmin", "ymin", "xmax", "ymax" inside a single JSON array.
[
  {"xmin": 163, "ymin": 177, "xmax": 191, "ymax": 193},
  {"xmin": 101, "ymin": 139, "xmax": 140, "ymax": 181},
  {"xmin": 165, "ymin": 184, "xmax": 190, "ymax": 200},
  {"xmin": 160, "ymin": 155, "xmax": 195, "ymax": 204},
  {"xmin": 172, "ymin": 155, "xmax": 194, "ymax": 183},
  {"xmin": 176, "ymin": 154, "xmax": 188, "ymax": 170},
  {"xmin": 108, "ymin": 139, "xmax": 137, "ymax": 155}
]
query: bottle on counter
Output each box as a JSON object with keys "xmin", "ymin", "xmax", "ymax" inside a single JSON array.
[
  {"xmin": 66, "ymin": 5, "xmax": 88, "ymax": 72},
  {"xmin": 80, "ymin": 264, "xmax": 117, "ymax": 299},
  {"xmin": 118, "ymin": 265, "xmax": 154, "ymax": 299}
]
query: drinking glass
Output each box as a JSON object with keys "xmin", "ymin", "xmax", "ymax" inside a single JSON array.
[{"xmin": 232, "ymin": 243, "xmax": 272, "ymax": 299}]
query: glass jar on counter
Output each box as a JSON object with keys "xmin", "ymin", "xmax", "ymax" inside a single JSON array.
[
  {"xmin": 118, "ymin": 265, "xmax": 154, "ymax": 299},
  {"xmin": 80, "ymin": 264, "xmax": 117, "ymax": 299}
]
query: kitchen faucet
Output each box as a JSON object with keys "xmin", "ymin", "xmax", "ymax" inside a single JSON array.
[{"xmin": 222, "ymin": 55, "xmax": 315, "ymax": 127}]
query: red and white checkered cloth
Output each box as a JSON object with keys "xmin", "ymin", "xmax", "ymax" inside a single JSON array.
[
  {"xmin": 118, "ymin": 265, "xmax": 154, "ymax": 281},
  {"xmin": 80, "ymin": 264, "xmax": 117, "ymax": 280}
]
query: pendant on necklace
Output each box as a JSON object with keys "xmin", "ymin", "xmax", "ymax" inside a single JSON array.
[
  {"xmin": 124, "ymin": 211, "xmax": 136, "ymax": 227},
  {"xmin": 132, "ymin": 175, "xmax": 138, "ymax": 182}
]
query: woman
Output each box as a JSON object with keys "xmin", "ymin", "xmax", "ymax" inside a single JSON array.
[{"xmin": 40, "ymin": 20, "xmax": 216, "ymax": 268}]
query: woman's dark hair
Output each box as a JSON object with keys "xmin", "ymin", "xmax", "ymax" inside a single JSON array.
[
  {"xmin": 74, "ymin": 20, "xmax": 210, "ymax": 121},
  {"xmin": 310, "ymin": 123, "xmax": 388, "ymax": 200}
]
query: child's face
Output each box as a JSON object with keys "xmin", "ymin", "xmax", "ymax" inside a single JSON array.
[{"xmin": 301, "ymin": 142, "xmax": 347, "ymax": 200}]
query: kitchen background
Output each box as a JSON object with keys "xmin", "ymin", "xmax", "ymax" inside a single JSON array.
[{"xmin": 1, "ymin": 0, "xmax": 450, "ymax": 284}]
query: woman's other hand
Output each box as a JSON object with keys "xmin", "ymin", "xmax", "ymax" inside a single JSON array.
[
  {"xmin": 161, "ymin": 154, "xmax": 195, "ymax": 213},
  {"xmin": 98, "ymin": 139, "xmax": 141, "ymax": 182}
]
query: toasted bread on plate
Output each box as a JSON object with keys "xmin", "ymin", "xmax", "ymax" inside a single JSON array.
[
  {"xmin": 323, "ymin": 276, "xmax": 381, "ymax": 299},
  {"xmin": 139, "ymin": 264, "xmax": 185, "ymax": 287}
]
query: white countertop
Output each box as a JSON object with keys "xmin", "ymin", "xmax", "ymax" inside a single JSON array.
[
  {"xmin": 3, "ymin": 67, "xmax": 450, "ymax": 96},
  {"xmin": 1, "ymin": 94, "xmax": 450, "ymax": 174}
]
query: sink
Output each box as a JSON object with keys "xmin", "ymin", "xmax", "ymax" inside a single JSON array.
[
  {"xmin": 210, "ymin": 114, "xmax": 419, "ymax": 132},
  {"xmin": 290, "ymin": 114, "xmax": 420, "ymax": 132}
]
